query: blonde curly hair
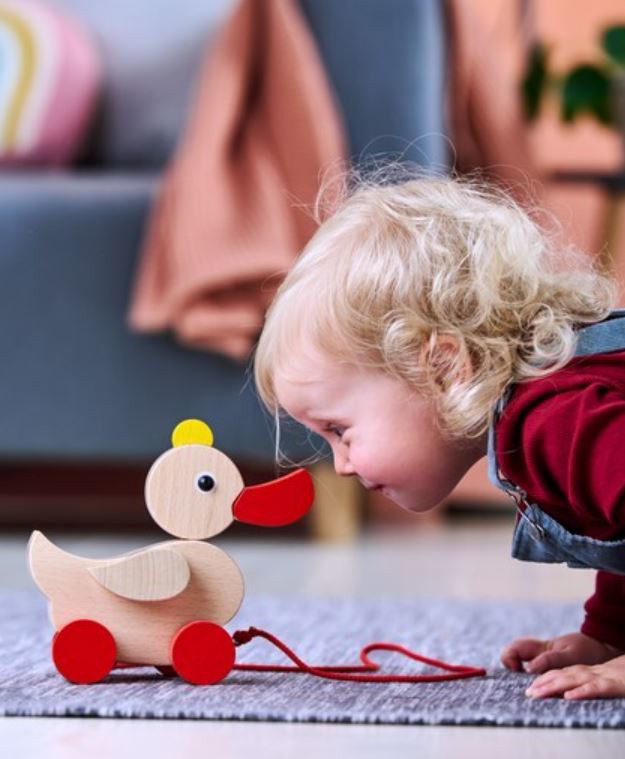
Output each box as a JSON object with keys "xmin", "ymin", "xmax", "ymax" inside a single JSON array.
[{"xmin": 253, "ymin": 167, "xmax": 619, "ymax": 444}]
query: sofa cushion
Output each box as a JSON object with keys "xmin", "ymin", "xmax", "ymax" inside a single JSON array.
[
  {"xmin": 52, "ymin": 0, "xmax": 236, "ymax": 168},
  {"xmin": 0, "ymin": 172, "xmax": 318, "ymax": 462},
  {"xmin": 0, "ymin": 0, "xmax": 100, "ymax": 166}
]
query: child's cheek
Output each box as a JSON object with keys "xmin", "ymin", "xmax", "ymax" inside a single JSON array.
[{"xmin": 352, "ymin": 447, "xmax": 387, "ymax": 482}]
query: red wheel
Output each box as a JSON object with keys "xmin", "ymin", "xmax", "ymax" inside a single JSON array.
[
  {"xmin": 52, "ymin": 619, "xmax": 117, "ymax": 684},
  {"xmin": 170, "ymin": 621, "xmax": 235, "ymax": 685}
]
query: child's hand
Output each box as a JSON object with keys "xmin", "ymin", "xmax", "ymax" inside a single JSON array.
[
  {"xmin": 525, "ymin": 653, "xmax": 625, "ymax": 700},
  {"xmin": 501, "ymin": 632, "xmax": 621, "ymax": 674}
]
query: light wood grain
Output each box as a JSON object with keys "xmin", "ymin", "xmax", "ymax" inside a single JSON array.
[
  {"xmin": 88, "ymin": 547, "xmax": 190, "ymax": 601},
  {"xmin": 4, "ymin": 711, "xmax": 625, "ymax": 758},
  {"xmin": 145, "ymin": 444, "xmax": 244, "ymax": 539},
  {"xmin": 28, "ymin": 531, "xmax": 245, "ymax": 665}
]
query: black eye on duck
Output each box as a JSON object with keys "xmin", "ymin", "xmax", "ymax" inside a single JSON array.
[{"xmin": 196, "ymin": 473, "xmax": 216, "ymax": 493}]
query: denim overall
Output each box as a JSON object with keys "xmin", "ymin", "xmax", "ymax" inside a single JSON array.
[{"xmin": 487, "ymin": 309, "xmax": 625, "ymax": 576}]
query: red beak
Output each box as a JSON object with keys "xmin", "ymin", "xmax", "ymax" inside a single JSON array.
[{"xmin": 232, "ymin": 469, "xmax": 314, "ymax": 527}]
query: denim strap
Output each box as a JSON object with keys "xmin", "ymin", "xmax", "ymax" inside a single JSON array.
[{"xmin": 573, "ymin": 309, "xmax": 625, "ymax": 358}]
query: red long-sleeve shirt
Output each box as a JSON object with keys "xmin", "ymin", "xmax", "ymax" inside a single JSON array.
[{"xmin": 496, "ymin": 348, "xmax": 625, "ymax": 650}]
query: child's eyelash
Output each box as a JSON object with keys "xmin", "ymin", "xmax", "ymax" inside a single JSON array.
[{"xmin": 324, "ymin": 424, "xmax": 345, "ymax": 438}]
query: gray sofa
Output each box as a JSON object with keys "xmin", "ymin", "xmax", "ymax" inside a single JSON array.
[{"xmin": 0, "ymin": 0, "xmax": 447, "ymax": 469}]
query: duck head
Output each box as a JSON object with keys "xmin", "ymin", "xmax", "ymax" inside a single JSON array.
[{"xmin": 144, "ymin": 419, "xmax": 314, "ymax": 539}]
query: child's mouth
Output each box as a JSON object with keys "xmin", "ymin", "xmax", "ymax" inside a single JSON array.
[{"xmin": 359, "ymin": 479, "xmax": 386, "ymax": 493}]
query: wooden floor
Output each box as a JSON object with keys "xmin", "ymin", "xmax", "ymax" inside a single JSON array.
[{"xmin": 1, "ymin": 513, "xmax": 623, "ymax": 758}]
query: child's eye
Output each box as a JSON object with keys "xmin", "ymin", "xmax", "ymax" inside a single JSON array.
[{"xmin": 325, "ymin": 424, "xmax": 346, "ymax": 439}]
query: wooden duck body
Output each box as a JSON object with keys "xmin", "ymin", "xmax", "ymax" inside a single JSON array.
[{"xmin": 27, "ymin": 530, "xmax": 245, "ymax": 665}]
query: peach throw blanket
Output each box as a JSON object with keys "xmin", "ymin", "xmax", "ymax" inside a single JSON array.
[
  {"xmin": 127, "ymin": 0, "xmax": 347, "ymax": 361},
  {"xmin": 128, "ymin": 0, "xmax": 537, "ymax": 361}
]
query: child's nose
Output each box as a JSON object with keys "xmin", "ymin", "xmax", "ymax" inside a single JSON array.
[{"xmin": 334, "ymin": 449, "xmax": 356, "ymax": 477}]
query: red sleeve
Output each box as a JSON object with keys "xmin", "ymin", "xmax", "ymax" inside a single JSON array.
[
  {"xmin": 499, "ymin": 381, "xmax": 625, "ymax": 536},
  {"xmin": 581, "ymin": 571, "xmax": 625, "ymax": 650},
  {"xmin": 563, "ymin": 384, "xmax": 625, "ymax": 530}
]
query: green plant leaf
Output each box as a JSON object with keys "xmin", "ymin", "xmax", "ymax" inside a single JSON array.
[
  {"xmin": 602, "ymin": 25, "xmax": 625, "ymax": 66},
  {"xmin": 561, "ymin": 64, "xmax": 612, "ymax": 124},
  {"xmin": 521, "ymin": 42, "xmax": 548, "ymax": 120}
]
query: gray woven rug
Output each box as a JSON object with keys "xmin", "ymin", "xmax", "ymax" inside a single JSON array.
[{"xmin": 1, "ymin": 589, "xmax": 624, "ymax": 727}]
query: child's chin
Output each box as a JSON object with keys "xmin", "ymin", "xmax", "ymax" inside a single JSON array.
[
  {"xmin": 391, "ymin": 491, "xmax": 435, "ymax": 514},
  {"xmin": 383, "ymin": 488, "xmax": 410, "ymax": 510},
  {"xmin": 378, "ymin": 487, "xmax": 429, "ymax": 514}
]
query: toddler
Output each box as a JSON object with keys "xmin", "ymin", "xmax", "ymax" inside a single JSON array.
[{"xmin": 253, "ymin": 171, "xmax": 625, "ymax": 700}]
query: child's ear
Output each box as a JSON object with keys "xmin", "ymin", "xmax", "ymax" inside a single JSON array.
[{"xmin": 420, "ymin": 334, "xmax": 473, "ymax": 389}]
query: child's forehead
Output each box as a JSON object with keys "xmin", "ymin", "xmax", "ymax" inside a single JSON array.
[
  {"xmin": 273, "ymin": 354, "xmax": 360, "ymax": 417},
  {"xmin": 275, "ymin": 346, "xmax": 344, "ymax": 385},
  {"xmin": 274, "ymin": 362, "xmax": 344, "ymax": 405},
  {"xmin": 274, "ymin": 355, "xmax": 421, "ymax": 418}
]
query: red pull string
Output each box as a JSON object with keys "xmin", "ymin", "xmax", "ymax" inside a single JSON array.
[{"xmin": 231, "ymin": 627, "xmax": 486, "ymax": 683}]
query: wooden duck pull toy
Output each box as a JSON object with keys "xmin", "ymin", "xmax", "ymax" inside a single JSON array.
[{"xmin": 28, "ymin": 419, "xmax": 314, "ymax": 685}]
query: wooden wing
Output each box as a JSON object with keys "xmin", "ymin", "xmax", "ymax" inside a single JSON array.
[{"xmin": 88, "ymin": 547, "xmax": 190, "ymax": 601}]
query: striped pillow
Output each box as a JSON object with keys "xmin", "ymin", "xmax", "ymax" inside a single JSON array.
[{"xmin": 0, "ymin": 0, "xmax": 100, "ymax": 166}]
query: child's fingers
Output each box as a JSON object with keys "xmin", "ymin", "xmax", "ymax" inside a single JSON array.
[
  {"xmin": 563, "ymin": 678, "xmax": 616, "ymax": 700},
  {"xmin": 500, "ymin": 649, "xmax": 523, "ymax": 671},
  {"xmin": 525, "ymin": 666, "xmax": 589, "ymax": 699},
  {"xmin": 500, "ymin": 638, "xmax": 547, "ymax": 671},
  {"xmin": 525, "ymin": 668, "xmax": 561, "ymax": 694},
  {"xmin": 524, "ymin": 648, "xmax": 576, "ymax": 674}
]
